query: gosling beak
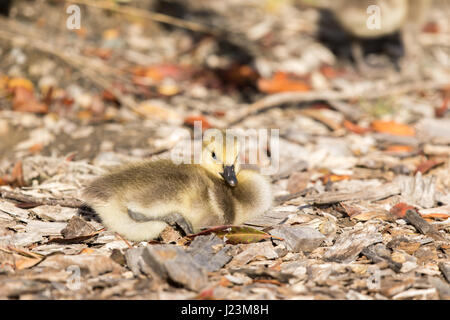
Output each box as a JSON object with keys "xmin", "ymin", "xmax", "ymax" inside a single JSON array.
[{"xmin": 221, "ymin": 165, "xmax": 237, "ymax": 187}]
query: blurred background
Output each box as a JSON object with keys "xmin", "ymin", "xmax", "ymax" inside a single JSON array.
[
  {"xmin": 0, "ymin": 0, "xmax": 449, "ymax": 186},
  {"xmin": 1, "ymin": 0, "xmax": 450, "ymax": 301}
]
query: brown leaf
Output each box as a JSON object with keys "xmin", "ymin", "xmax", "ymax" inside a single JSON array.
[
  {"xmin": 184, "ymin": 115, "xmax": 212, "ymax": 130},
  {"xmin": 435, "ymin": 98, "xmax": 448, "ymax": 118},
  {"xmin": 343, "ymin": 120, "xmax": 369, "ymax": 134},
  {"xmin": 415, "ymin": 159, "xmax": 445, "ymax": 174},
  {"xmin": 340, "ymin": 202, "xmax": 362, "ymax": 217},
  {"xmin": 14, "ymin": 256, "xmax": 43, "ymax": 270},
  {"xmin": 48, "ymin": 216, "xmax": 101, "ymax": 244},
  {"xmin": 12, "ymin": 86, "xmax": 48, "ymax": 114},
  {"xmin": 83, "ymin": 47, "xmax": 113, "ymax": 60},
  {"xmin": 11, "ymin": 161, "xmax": 25, "ymax": 187},
  {"xmin": 320, "ymin": 65, "xmax": 341, "ymax": 79},
  {"xmin": 28, "ymin": 143, "xmax": 43, "ymax": 154},
  {"xmin": 390, "ymin": 203, "xmax": 416, "ymax": 219},
  {"xmin": 132, "ymin": 64, "xmax": 190, "ymax": 83}
]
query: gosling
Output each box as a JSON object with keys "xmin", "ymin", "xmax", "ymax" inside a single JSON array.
[{"xmin": 82, "ymin": 130, "xmax": 273, "ymax": 241}]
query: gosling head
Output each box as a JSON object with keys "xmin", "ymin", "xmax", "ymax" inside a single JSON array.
[{"xmin": 201, "ymin": 129, "xmax": 240, "ymax": 187}]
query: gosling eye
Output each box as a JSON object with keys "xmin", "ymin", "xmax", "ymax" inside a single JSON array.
[{"xmin": 211, "ymin": 151, "xmax": 217, "ymax": 160}]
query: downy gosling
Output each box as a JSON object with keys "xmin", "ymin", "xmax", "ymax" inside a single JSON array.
[{"xmin": 82, "ymin": 131, "xmax": 273, "ymax": 241}]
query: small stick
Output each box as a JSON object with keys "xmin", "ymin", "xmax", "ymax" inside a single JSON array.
[
  {"xmin": 0, "ymin": 188, "xmax": 83, "ymax": 208},
  {"xmin": 115, "ymin": 232, "xmax": 133, "ymax": 249},
  {"xmin": 229, "ymin": 80, "xmax": 448, "ymax": 126},
  {"xmin": 404, "ymin": 209, "xmax": 445, "ymax": 241}
]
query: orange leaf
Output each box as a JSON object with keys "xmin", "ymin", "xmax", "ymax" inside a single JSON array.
[
  {"xmin": 77, "ymin": 110, "xmax": 93, "ymax": 121},
  {"xmin": 371, "ymin": 120, "xmax": 415, "ymax": 136},
  {"xmin": 218, "ymin": 277, "xmax": 232, "ymax": 287},
  {"xmin": 80, "ymin": 248, "xmax": 95, "ymax": 255},
  {"xmin": 422, "ymin": 22, "xmax": 439, "ymax": 33},
  {"xmin": 421, "ymin": 213, "xmax": 450, "ymax": 219},
  {"xmin": 184, "ymin": 115, "xmax": 212, "ymax": 130},
  {"xmin": 340, "ymin": 203, "xmax": 362, "ymax": 217},
  {"xmin": 384, "ymin": 145, "xmax": 415, "ymax": 153},
  {"xmin": 10, "ymin": 161, "xmax": 25, "ymax": 187},
  {"xmin": 133, "ymin": 64, "xmax": 188, "ymax": 82},
  {"xmin": 29, "ymin": 143, "xmax": 43, "ymax": 154},
  {"xmin": 12, "ymin": 87, "xmax": 48, "ymax": 114},
  {"xmin": 195, "ymin": 288, "xmax": 215, "ymax": 300},
  {"xmin": 320, "ymin": 65, "xmax": 340, "ymax": 79},
  {"xmin": 258, "ymin": 72, "xmax": 310, "ymax": 94},
  {"xmin": 14, "ymin": 256, "xmax": 42, "ymax": 270},
  {"xmin": 102, "ymin": 28, "xmax": 119, "ymax": 40},
  {"xmin": 320, "ymin": 174, "xmax": 351, "ymax": 184},
  {"xmin": 8, "ymin": 77, "xmax": 34, "ymax": 91},
  {"xmin": 83, "ymin": 47, "xmax": 113, "ymax": 60}
]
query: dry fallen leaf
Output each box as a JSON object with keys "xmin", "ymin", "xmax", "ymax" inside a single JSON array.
[
  {"xmin": 187, "ymin": 225, "xmax": 282, "ymax": 244},
  {"xmin": 258, "ymin": 71, "xmax": 310, "ymax": 94},
  {"xmin": 384, "ymin": 145, "xmax": 415, "ymax": 153},
  {"xmin": 133, "ymin": 64, "xmax": 190, "ymax": 83},
  {"xmin": 320, "ymin": 174, "xmax": 351, "ymax": 184},
  {"xmin": 12, "ymin": 86, "xmax": 48, "ymax": 114},
  {"xmin": 435, "ymin": 98, "xmax": 448, "ymax": 118},
  {"xmin": 8, "ymin": 77, "xmax": 34, "ymax": 91},
  {"xmin": 343, "ymin": 120, "xmax": 369, "ymax": 134},
  {"xmin": 0, "ymin": 161, "xmax": 26, "ymax": 187},
  {"xmin": 390, "ymin": 203, "xmax": 416, "ymax": 219},
  {"xmin": 14, "ymin": 256, "xmax": 43, "ymax": 270},
  {"xmin": 184, "ymin": 115, "xmax": 212, "ymax": 130},
  {"xmin": 415, "ymin": 159, "xmax": 445, "ymax": 174},
  {"xmin": 371, "ymin": 120, "xmax": 415, "ymax": 136}
]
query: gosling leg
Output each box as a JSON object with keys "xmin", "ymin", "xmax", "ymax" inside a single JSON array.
[{"xmin": 127, "ymin": 209, "xmax": 194, "ymax": 235}]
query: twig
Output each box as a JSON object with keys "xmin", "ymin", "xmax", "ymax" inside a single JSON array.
[
  {"xmin": 229, "ymin": 80, "xmax": 448, "ymax": 126},
  {"xmin": 0, "ymin": 188, "xmax": 83, "ymax": 208},
  {"xmin": 288, "ymin": 182, "xmax": 401, "ymax": 205},
  {"xmin": 403, "ymin": 209, "xmax": 445, "ymax": 241},
  {"xmin": 115, "ymin": 232, "xmax": 133, "ymax": 249},
  {"xmin": 67, "ymin": 0, "xmax": 220, "ymax": 36}
]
